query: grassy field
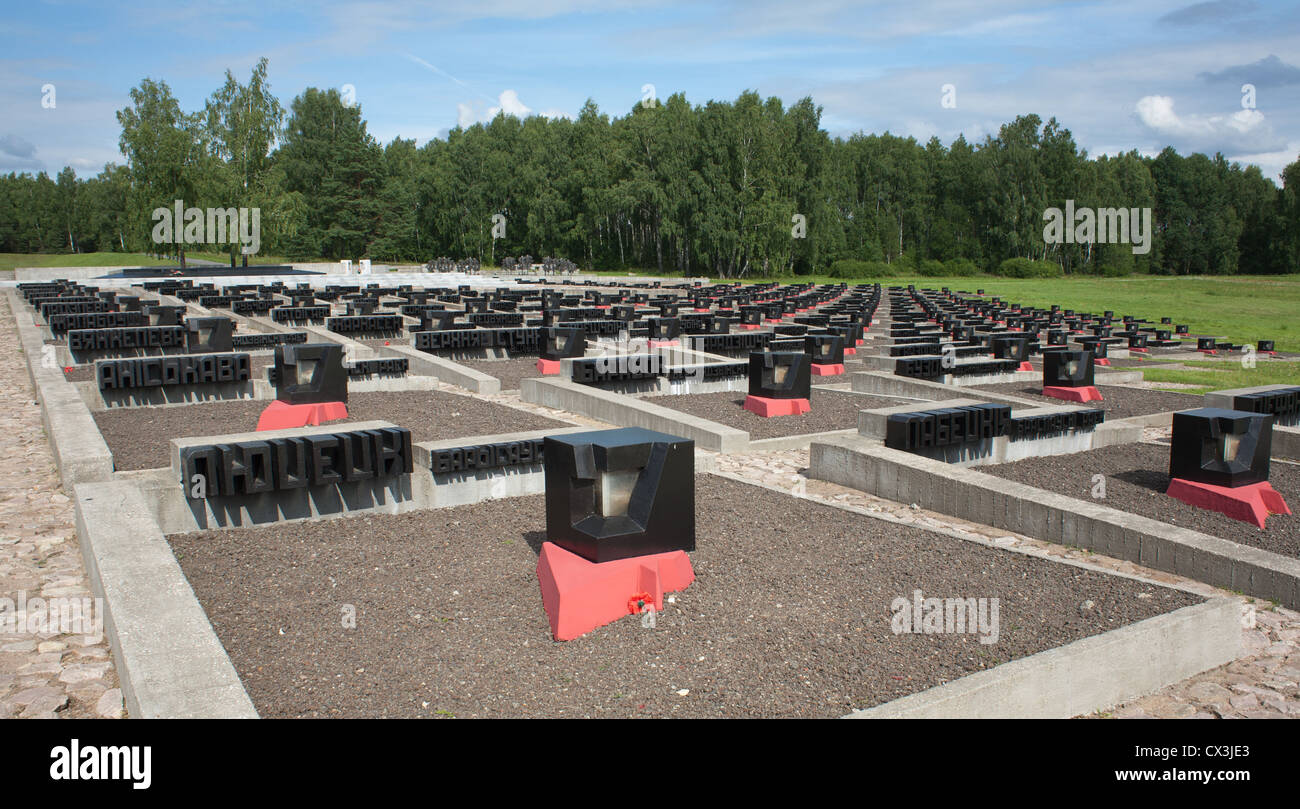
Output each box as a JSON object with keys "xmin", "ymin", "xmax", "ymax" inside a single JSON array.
[
  {"xmin": 0, "ymin": 252, "xmax": 179, "ymax": 274},
  {"xmin": 0, "ymin": 251, "xmax": 307, "ymax": 274},
  {"xmin": 1133, "ymin": 358, "xmax": 1300, "ymax": 393}
]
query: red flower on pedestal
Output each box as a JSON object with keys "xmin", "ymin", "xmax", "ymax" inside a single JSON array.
[{"xmin": 627, "ymin": 592, "xmax": 653, "ymax": 614}]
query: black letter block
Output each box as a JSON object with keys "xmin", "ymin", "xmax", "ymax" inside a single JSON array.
[
  {"xmin": 185, "ymin": 317, "xmax": 234, "ymax": 352},
  {"xmin": 748, "ymin": 351, "xmax": 811, "ymax": 400},
  {"xmin": 273, "ymin": 343, "xmax": 348, "ymax": 405},
  {"xmin": 1043, "ymin": 350, "xmax": 1094, "ymax": 388},
  {"xmin": 1169, "ymin": 408, "xmax": 1273, "ymax": 488},
  {"xmin": 540, "ymin": 327, "xmax": 586, "ymax": 360},
  {"xmin": 804, "ymin": 334, "xmax": 845, "ymax": 365},
  {"xmin": 544, "ymin": 427, "xmax": 695, "ymax": 563},
  {"xmin": 992, "ymin": 335, "xmax": 1029, "ymax": 361}
]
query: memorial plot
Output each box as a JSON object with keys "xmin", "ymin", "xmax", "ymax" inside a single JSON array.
[
  {"xmin": 538, "ymin": 427, "xmax": 697, "ymax": 639},
  {"xmin": 1042, "ymin": 350, "xmax": 1102, "ymax": 403},
  {"xmin": 1166, "ymin": 408, "xmax": 1290, "ymax": 528},
  {"xmin": 806, "ymin": 334, "xmax": 846, "ymax": 376},
  {"xmin": 743, "ymin": 351, "xmax": 811, "ymax": 417},
  {"xmin": 982, "ymin": 442, "xmax": 1299, "ymax": 556},
  {"xmin": 258, "ymin": 343, "xmax": 349, "ymax": 430},
  {"xmin": 186, "ymin": 317, "xmax": 234, "ymax": 353},
  {"xmin": 537, "ymin": 326, "xmax": 586, "ymax": 374}
]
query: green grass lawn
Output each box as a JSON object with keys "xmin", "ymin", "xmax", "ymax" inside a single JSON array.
[
  {"xmin": 0, "ymin": 252, "xmax": 179, "ymax": 273},
  {"xmin": 1, "ymin": 251, "xmax": 318, "ymax": 275},
  {"xmin": 1133, "ymin": 357, "xmax": 1300, "ymax": 393}
]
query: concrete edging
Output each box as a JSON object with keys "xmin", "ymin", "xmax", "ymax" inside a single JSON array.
[
  {"xmin": 846, "ymin": 597, "xmax": 1242, "ymax": 718},
  {"xmin": 808, "ymin": 437, "xmax": 1300, "ymax": 608},
  {"xmin": 522, "ymin": 376, "xmax": 749, "ymax": 452},
  {"xmin": 7, "ymin": 291, "xmax": 115, "ymax": 489},
  {"xmin": 73, "ymin": 479, "xmax": 258, "ymax": 718}
]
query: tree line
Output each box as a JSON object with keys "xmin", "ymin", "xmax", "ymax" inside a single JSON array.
[{"xmin": 1, "ymin": 58, "xmax": 1297, "ymax": 277}]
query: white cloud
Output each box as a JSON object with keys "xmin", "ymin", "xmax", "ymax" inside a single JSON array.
[
  {"xmin": 488, "ymin": 89, "xmax": 532, "ymax": 119},
  {"xmin": 457, "ymin": 103, "xmax": 477, "ymax": 129},
  {"xmin": 455, "ymin": 90, "xmax": 571, "ymax": 128},
  {"xmin": 1135, "ymin": 94, "xmax": 1281, "ymax": 153}
]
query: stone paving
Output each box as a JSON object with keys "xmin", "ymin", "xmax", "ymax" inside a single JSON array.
[{"xmin": 0, "ymin": 294, "xmax": 122, "ymax": 719}]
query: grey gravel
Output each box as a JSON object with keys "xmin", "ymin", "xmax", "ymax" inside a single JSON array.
[{"xmin": 168, "ymin": 474, "xmax": 1200, "ymax": 718}]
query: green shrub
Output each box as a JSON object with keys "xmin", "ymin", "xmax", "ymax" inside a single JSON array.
[
  {"xmin": 829, "ymin": 259, "xmax": 897, "ymax": 279},
  {"xmin": 996, "ymin": 258, "xmax": 1063, "ymax": 278},
  {"xmin": 916, "ymin": 259, "xmax": 948, "ymax": 277},
  {"xmin": 942, "ymin": 258, "xmax": 981, "ymax": 277}
]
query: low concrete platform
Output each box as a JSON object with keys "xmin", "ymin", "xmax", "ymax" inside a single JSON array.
[
  {"xmin": 808, "ymin": 437, "xmax": 1300, "ymax": 608},
  {"xmin": 849, "ymin": 598, "xmax": 1241, "ymax": 718}
]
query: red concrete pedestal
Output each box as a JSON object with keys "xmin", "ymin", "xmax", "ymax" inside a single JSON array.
[
  {"xmin": 536, "ymin": 542, "xmax": 695, "ymax": 641},
  {"xmin": 1095, "ymin": 358, "xmax": 1111, "ymax": 366},
  {"xmin": 1018, "ymin": 361, "xmax": 1034, "ymax": 372},
  {"xmin": 256, "ymin": 400, "xmax": 348, "ymax": 431},
  {"xmin": 1166, "ymin": 478, "xmax": 1291, "ymax": 529},
  {"xmin": 1130, "ymin": 347, "xmax": 1149, "ymax": 354},
  {"xmin": 647, "ymin": 340, "xmax": 679, "ymax": 349},
  {"xmin": 811, "ymin": 363, "xmax": 845, "ymax": 377},
  {"xmin": 1041, "ymin": 385, "xmax": 1103, "ymax": 403},
  {"xmin": 843, "ymin": 347, "xmax": 857, "ymax": 357},
  {"xmin": 739, "ymin": 323, "xmax": 761, "ymax": 331},
  {"xmin": 742, "ymin": 395, "xmax": 811, "ymax": 417},
  {"xmin": 536, "ymin": 358, "xmax": 563, "ymax": 375}
]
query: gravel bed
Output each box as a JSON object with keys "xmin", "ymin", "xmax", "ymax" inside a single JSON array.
[
  {"xmin": 645, "ymin": 389, "xmax": 937, "ymax": 439},
  {"xmin": 982, "ymin": 443, "xmax": 1300, "ymax": 557},
  {"xmin": 973, "ymin": 382, "xmax": 1201, "ymax": 419},
  {"xmin": 93, "ymin": 390, "xmax": 569, "ymax": 471},
  {"xmin": 456, "ymin": 357, "xmax": 546, "ymax": 392},
  {"xmin": 813, "ymin": 359, "xmax": 869, "ymax": 384},
  {"xmin": 169, "ymin": 474, "xmax": 1198, "ymax": 718},
  {"xmin": 358, "ymin": 337, "xmax": 407, "ymax": 350}
]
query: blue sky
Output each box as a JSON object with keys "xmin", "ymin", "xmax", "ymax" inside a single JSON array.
[{"xmin": 3, "ymin": 0, "xmax": 1298, "ymax": 183}]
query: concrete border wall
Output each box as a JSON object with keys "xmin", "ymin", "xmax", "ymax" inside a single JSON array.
[
  {"xmin": 1275, "ymin": 426, "xmax": 1300, "ymax": 461},
  {"xmin": 7, "ymin": 291, "xmax": 115, "ymax": 489},
  {"xmin": 856, "ymin": 398, "xmax": 1143, "ymax": 466},
  {"xmin": 523, "ymin": 377, "xmax": 749, "ymax": 452},
  {"xmin": 808, "ymin": 437, "xmax": 1300, "ymax": 608},
  {"xmin": 73, "ymin": 479, "xmax": 259, "ymax": 718},
  {"xmin": 848, "ymin": 598, "xmax": 1241, "ymax": 718}
]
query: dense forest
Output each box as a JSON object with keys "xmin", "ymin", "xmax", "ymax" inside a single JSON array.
[{"xmin": 1, "ymin": 58, "xmax": 1297, "ymax": 277}]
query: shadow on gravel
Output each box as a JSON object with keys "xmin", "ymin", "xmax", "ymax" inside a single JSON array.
[
  {"xmin": 523, "ymin": 529, "xmax": 547, "ymax": 556},
  {"xmin": 1112, "ymin": 468, "xmax": 1170, "ymax": 494}
]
